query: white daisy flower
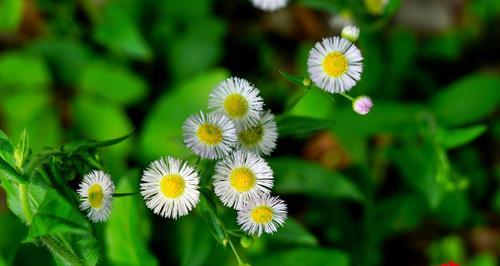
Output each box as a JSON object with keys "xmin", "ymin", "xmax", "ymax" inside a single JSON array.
[
  {"xmin": 140, "ymin": 157, "xmax": 200, "ymax": 219},
  {"xmin": 213, "ymin": 151, "xmax": 273, "ymax": 209},
  {"xmin": 307, "ymin": 36, "xmax": 363, "ymax": 94},
  {"xmin": 236, "ymin": 110, "xmax": 278, "ymax": 156},
  {"xmin": 183, "ymin": 111, "xmax": 237, "ymax": 160},
  {"xmin": 77, "ymin": 170, "xmax": 115, "ymax": 223},
  {"xmin": 209, "ymin": 77, "xmax": 263, "ymax": 129},
  {"xmin": 250, "ymin": 0, "xmax": 288, "ymax": 11},
  {"xmin": 341, "ymin": 25, "xmax": 360, "ymax": 42},
  {"xmin": 237, "ymin": 195, "xmax": 287, "ymax": 236}
]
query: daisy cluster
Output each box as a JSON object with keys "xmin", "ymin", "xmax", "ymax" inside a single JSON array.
[{"xmin": 77, "ymin": 77, "xmax": 287, "ymax": 237}]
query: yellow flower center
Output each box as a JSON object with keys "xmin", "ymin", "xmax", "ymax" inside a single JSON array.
[
  {"xmin": 197, "ymin": 124, "xmax": 222, "ymax": 145},
  {"xmin": 238, "ymin": 125, "xmax": 263, "ymax": 146},
  {"xmin": 229, "ymin": 167, "xmax": 256, "ymax": 192},
  {"xmin": 250, "ymin": 206, "xmax": 274, "ymax": 224},
  {"xmin": 160, "ymin": 174, "xmax": 185, "ymax": 198},
  {"xmin": 322, "ymin": 52, "xmax": 348, "ymax": 77},
  {"xmin": 88, "ymin": 184, "xmax": 104, "ymax": 209},
  {"xmin": 224, "ymin": 94, "xmax": 248, "ymax": 118}
]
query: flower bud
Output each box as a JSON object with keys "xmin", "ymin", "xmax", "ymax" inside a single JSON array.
[
  {"xmin": 240, "ymin": 236, "xmax": 254, "ymax": 248},
  {"xmin": 352, "ymin": 96, "xmax": 373, "ymax": 115},
  {"xmin": 341, "ymin": 25, "xmax": 360, "ymax": 42}
]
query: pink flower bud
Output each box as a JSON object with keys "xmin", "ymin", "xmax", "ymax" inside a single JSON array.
[{"xmin": 352, "ymin": 96, "xmax": 373, "ymax": 115}]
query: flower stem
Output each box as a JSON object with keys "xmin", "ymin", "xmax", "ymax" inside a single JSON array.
[
  {"xmin": 227, "ymin": 235, "xmax": 244, "ymax": 265},
  {"xmin": 113, "ymin": 192, "xmax": 139, "ymax": 197},
  {"xmin": 19, "ymin": 183, "xmax": 33, "ymax": 224},
  {"xmin": 340, "ymin": 92, "xmax": 355, "ymax": 102}
]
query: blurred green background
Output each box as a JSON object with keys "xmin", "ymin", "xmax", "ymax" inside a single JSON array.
[{"xmin": 0, "ymin": 0, "xmax": 499, "ymax": 265}]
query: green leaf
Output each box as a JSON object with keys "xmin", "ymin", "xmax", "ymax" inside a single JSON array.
[
  {"xmin": 72, "ymin": 96, "xmax": 133, "ymax": 174},
  {"xmin": 437, "ymin": 125, "xmax": 487, "ymax": 149},
  {"xmin": 178, "ymin": 216, "xmax": 213, "ymax": 266},
  {"xmin": 78, "ymin": 61, "xmax": 148, "ymax": 105},
  {"xmin": 0, "ymin": 52, "xmax": 50, "ymax": 91},
  {"xmin": 167, "ymin": 18, "xmax": 226, "ymax": 79},
  {"xmin": 60, "ymin": 132, "xmax": 134, "ymax": 155},
  {"xmin": 0, "ymin": 92, "xmax": 62, "ymax": 152},
  {"xmin": 255, "ymin": 248, "xmax": 350, "ymax": 266},
  {"xmin": 13, "ymin": 129, "xmax": 30, "ymax": 170},
  {"xmin": 269, "ymin": 157, "xmax": 364, "ymax": 201},
  {"xmin": 277, "ymin": 116, "xmax": 333, "ymax": 138},
  {"xmin": 288, "ymin": 88, "xmax": 334, "ymax": 120},
  {"xmin": 29, "ymin": 189, "xmax": 91, "ymax": 239},
  {"xmin": 266, "ymin": 218, "xmax": 318, "ymax": 246},
  {"xmin": 279, "ymin": 70, "xmax": 307, "ymax": 87},
  {"xmin": 0, "ymin": 0, "xmax": 23, "ymax": 33},
  {"xmin": 105, "ymin": 171, "xmax": 158, "ymax": 266},
  {"xmin": 139, "ymin": 69, "xmax": 229, "ymax": 162},
  {"xmin": 431, "ymin": 74, "xmax": 500, "ymax": 126},
  {"xmin": 0, "ymin": 157, "xmax": 27, "ymax": 183},
  {"xmin": 93, "ymin": 4, "xmax": 152, "ymax": 60},
  {"xmin": 0, "ymin": 212, "xmax": 26, "ymax": 264},
  {"xmin": 467, "ymin": 253, "xmax": 497, "ymax": 266},
  {"xmin": 198, "ymin": 193, "xmax": 226, "ymax": 244},
  {"xmin": 0, "ymin": 130, "xmax": 15, "ymax": 166}
]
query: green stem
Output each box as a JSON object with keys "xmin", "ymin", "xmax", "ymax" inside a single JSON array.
[
  {"xmin": 19, "ymin": 183, "xmax": 33, "ymax": 224},
  {"xmin": 113, "ymin": 192, "xmax": 139, "ymax": 198},
  {"xmin": 41, "ymin": 236, "xmax": 84, "ymax": 266},
  {"xmin": 340, "ymin": 92, "xmax": 355, "ymax": 102},
  {"xmin": 227, "ymin": 235, "xmax": 244, "ymax": 265}
]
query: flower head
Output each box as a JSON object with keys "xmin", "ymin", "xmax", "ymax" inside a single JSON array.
[
  {"xmin": 140, "ymin": 157, "xmax": 200, "ymax": 219},
  {"xmin": 236, "ymin": 110, "xmax": 278, "ymax": 156},
  {"xmin": 237, "ymin": 195, "xmax": 287, "ymax": 236},
  {"xmin": 209, "ymin": 77, "xmax": 263, "ymax": 129},
  {"xmin": 352, "ymin": 96, "xmax": 373, "ymax": 115},
  {"xmin": 183, "ymin": 111, "xmax": 237, "ymax": 160},
  {"xmin": 213, "ymin": 151, "xmax": 273, "ymax": 209},
  {"xmin": 250, "ymin": 0, "xmax": 288, "ymax": 11},
  {"xmin": 77, "ymin": 170, "xmax": 115, "ymax": 222},
  {"xmin": 307, "ymin": 36, "xmax": 363, "ymax": 94},
  {"xmin": 341, "ymin": 25, "xmax": 360, "ymax": 42}
]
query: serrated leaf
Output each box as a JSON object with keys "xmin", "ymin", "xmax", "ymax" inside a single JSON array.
[
  {"xmin": 0, "ymin": 157, "xmax": 27, "ymax": 183},
  {"xmin": 269, "ymin": 157, "xmax": 364, "ymax": 201},
  {"xmin": 437, "ymin": 125, "xmax": 487, "ymax": 149},
  {"xmin": 29, "ymin": 189, "xmax": 90, "ymax": 239}
]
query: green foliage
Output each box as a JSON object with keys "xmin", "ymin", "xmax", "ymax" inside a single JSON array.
[
  {"xmin": 139, "ymin": 69, "xmax": 229, "ymax": 161},
  {"xmin": 255, "ymin": 248, "xmax": 350, "ymax": 266},
  {"xmin": 0, "ymin": 0, "xmax": 23, "ymax": 33},
  {"xmin": 105, "ymin": 171, "xmax": 157, "ymax": 266},
  {"xmin": 270, "ymin": 157, "xmax": 364, "ymax": 201},
  {"xmin": 78, "ymin": 61, "xmax": 149, "ymax": 105},
  {"xmin": 431, "ymin": 74, "xmax": 500, "ymax": 126}
]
